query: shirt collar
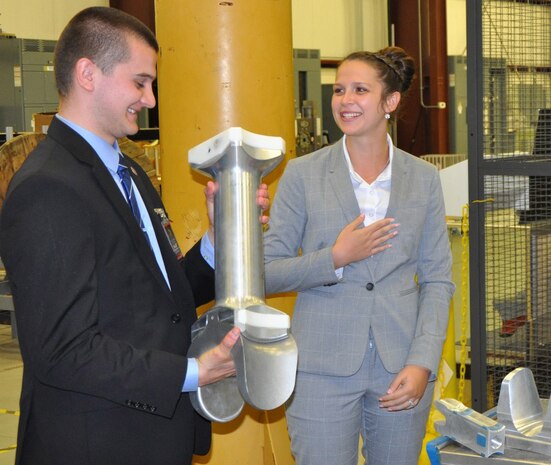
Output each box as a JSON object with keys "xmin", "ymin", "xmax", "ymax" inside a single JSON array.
[
  {"xmin": 55, "ymin": 114, "xmax": 121, "ymax": 174},
  {"xmin": 342, "ymin": 134, "xmax": 394, "ymax": 186}
]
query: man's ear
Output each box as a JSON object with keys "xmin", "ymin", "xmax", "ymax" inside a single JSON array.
[{"xmin": 74, "ymin": 58, "xmax": 97, "ymax": 92}]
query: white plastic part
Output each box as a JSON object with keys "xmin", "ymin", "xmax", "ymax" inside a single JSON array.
[
  {"xmin": 188, "ymin": 127, "xmax": 285, "ymax": 167},
  {"xmin": 235, "ymin": 308, "xmax": 290, "ymax": 330}
]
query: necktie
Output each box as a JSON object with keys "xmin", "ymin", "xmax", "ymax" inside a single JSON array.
[{"xmin": 117, "ymin": 154, "xmax": 145, "ymax": 231}]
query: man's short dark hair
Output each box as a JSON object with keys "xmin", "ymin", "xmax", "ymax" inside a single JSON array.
[{"xmin": 54, "ymin": 7, "xmax": 159, "ymax": 97}]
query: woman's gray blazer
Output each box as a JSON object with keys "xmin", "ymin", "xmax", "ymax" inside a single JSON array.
[{"xmin": 264, "ymin": 139, "xmax": 455, "ymax": 377}]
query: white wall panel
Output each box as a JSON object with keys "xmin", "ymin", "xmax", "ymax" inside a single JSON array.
[{"xmin": 1, "ymin": 0, "xmax": 108, "ymax": 40}]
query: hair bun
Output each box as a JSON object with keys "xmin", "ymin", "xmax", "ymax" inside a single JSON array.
[{"xmin": 376, "ymin": 47, "xmax": 415, "ymax": 93}]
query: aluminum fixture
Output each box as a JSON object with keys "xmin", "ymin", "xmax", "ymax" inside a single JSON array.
[
  {"xmin": 497, "ymin": 367, "xmax": 551, "ymax": 457},
  {"xmin": 434, "ymin": 398, "xmax": 505, "ymax": 457},
  {"xmin": 434, "ymin": 367, "xmax": 551, "ymax": 458},
  {"xmin": 187, "ymin": 127, "xmax": 298, "ymax": 422}
]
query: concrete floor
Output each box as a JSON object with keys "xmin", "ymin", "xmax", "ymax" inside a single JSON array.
[{"xmin": 0, "ymin": 323, "xmax": 21, "ymax": 465}]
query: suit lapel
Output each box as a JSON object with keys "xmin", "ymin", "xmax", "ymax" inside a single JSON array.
[
  {"xmin": 328, "ymin": 141, "xmax": 361, "ymax": 225},
  {"xmin": 370, "ymin": 147, "xmax": 409, "ymax": 272},
  {"xmin": 327, "ymin": 140, "xmax": 377, "ymax": 278},
  {"xmin": 92, "ymin": 162, "xmax": 149, "ymax": 249},
  {"xmin": 131, "ymin": 171, "xmax": 197, "ymax": 311},
  {"xmin": 96, "ymin": 160, "xmax": 175, "ymax": 297},
  {"xmin": 48, "ymin": 118, "xmax": 174, "ymax": 299},
  {"xmin": 385, "ymin": 148, "xmax": 409, "ymax": 220},
  {"xmin": 130, "ymin": 168, "xmax": 183, "ymax": 294}
]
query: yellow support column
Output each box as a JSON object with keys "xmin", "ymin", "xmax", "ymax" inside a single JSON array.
[
  {"xmin": 155, "ymin": 1, "xmax": 296, "ymax": 464},
  {"xmin": 156, "ymin": 0, "xmax": 295, "ymax": 253}
]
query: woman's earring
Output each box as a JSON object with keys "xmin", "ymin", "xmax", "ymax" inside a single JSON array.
[{"xmin": 384, "ymin": 113, "xmax": 391, "ymax": 120}]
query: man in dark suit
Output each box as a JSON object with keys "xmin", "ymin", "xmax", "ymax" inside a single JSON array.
[{"xmin": 0, "ymin": 7, "xmax": 267, "ymax": 465}]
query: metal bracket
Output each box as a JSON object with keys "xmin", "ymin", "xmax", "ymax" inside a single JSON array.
[
  {"xmin": 497, "ymin": 367, "xmax": 551, "ymax": 457},
  {"xmin": 433, "ymin": 367, "xmax": 551, "ymax": 458},
  {"xmin": 187, "ymin": 128, "xmax": 298, "ymax": 422},
  {"xmin": 434, "ymin": 398, "xmax": 505, "ymax": 457}
]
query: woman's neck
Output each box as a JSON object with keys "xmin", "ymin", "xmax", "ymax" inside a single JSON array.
[{"xmin": 346, "ymin": 133, "xmax": 390, "ymax": 184}]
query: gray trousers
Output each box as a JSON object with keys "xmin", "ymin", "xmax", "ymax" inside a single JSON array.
[{"xmin": 286, "ymin": 336, "xmax": 435, "ymax": 465}]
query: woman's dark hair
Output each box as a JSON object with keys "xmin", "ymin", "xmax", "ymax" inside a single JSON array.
[
  {"xmin": 339, "ymin": 46, "xmax": 416, "ymax": 113},
  {"xmin": 54, "ymin": 7, "xmax": 158, "ymax": 97}
]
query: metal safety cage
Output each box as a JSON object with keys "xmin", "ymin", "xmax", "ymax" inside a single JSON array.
[{"xmin": 468, "ymin": 0, "xmax": 551, "ymax": 412}]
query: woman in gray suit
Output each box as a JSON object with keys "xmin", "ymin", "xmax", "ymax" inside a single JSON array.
[{"xmin": 264, "ymin": 47, "xmax": 454, "ymax": 465}]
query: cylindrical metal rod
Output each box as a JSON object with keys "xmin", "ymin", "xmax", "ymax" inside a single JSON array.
[{"xmin": 213, "ymin": 148, "xmax": 267, "ymax": 308}]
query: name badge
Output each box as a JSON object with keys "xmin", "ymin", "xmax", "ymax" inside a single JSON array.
[{"xmin": 154, "ymin": 208, "xmax": 183, "ymax": 261}]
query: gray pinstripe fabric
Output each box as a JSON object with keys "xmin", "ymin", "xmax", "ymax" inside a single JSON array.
[
  {"xmin": 264, "ymin": 139, "xmax": 454, "ymax": 464},
  {"xmin": 286, "ymin": 336, "xmax": 435, "ymax": 465},
  {"xmin": 264, "ymin": 139, "xmax": 454, "ymax": 376}
]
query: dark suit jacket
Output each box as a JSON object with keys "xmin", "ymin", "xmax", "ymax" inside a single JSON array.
[{"xmin": 0, "ymin": 117, "xmax": 214, "ymax": 465}]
